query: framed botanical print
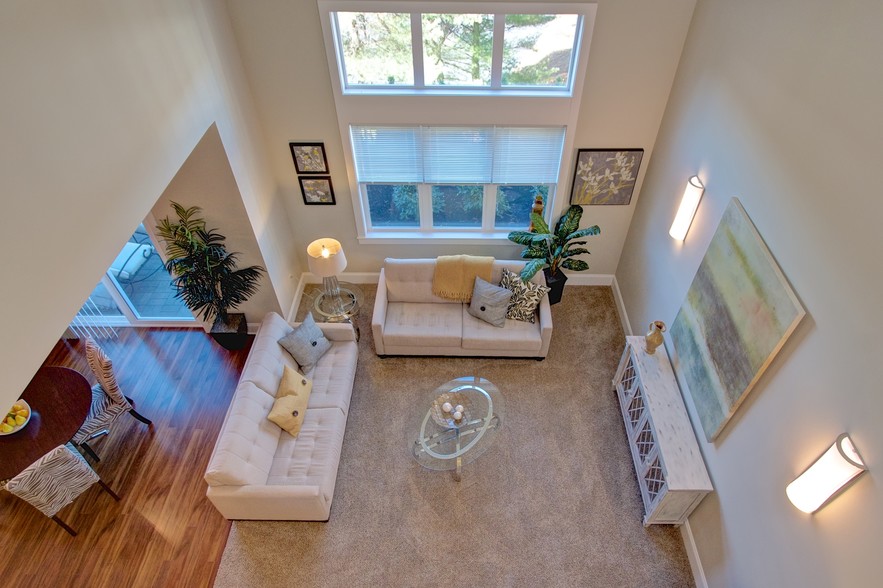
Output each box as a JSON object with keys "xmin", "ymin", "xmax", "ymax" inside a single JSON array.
[
  {"xmin": 299, "ymin": 176, "xmax": 335, "ymax": 205},
  {"xmin": 289, "ymin": 142, "xmax": 329, "ymax": 174},
  {"xmin": 570, "ymin": 148, "xmax": 644, "ymax": 205}
]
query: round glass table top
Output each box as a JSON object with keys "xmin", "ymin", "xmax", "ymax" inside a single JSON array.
[{"xmin": 412, "ymin": 376, "xmax": 504, "ymax": 473}]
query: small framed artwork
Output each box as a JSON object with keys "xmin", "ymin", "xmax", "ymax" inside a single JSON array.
[
  {"xmin": 299, "ymin": 176, "xmax": 335, "ymax": 205},
  {"xmin": 289, "ymin": 142, "xmax": 329, "ymax": 174},
  {"xmin": 570, "ymin": 148, "xmax": 644, "ymax": 205}
]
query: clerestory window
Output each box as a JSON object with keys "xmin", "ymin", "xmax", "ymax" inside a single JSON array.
[{"xmin": 328, "ymin": 7, "xmax": 585, "ymax": 95}]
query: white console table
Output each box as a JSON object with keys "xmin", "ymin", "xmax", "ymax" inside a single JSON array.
[{"xmin": 613, "ymin": 336, "xmax": 712, "ymax": 525}]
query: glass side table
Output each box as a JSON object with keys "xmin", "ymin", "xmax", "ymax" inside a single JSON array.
[
  {"xmin": 412, "ymin": 376, "xmax": 504, "ymax": 481},
  {"xmin": 303, "ymin": 281, "xmax": 364, "ymax": 341}
]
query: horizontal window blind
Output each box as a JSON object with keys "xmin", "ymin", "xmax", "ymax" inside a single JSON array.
[
  {"xmin": 350, "ymin": 125, "xmax": 565, "ymax": 184},
  {"xmin": 493, "ymin": 127, "xmax": 566, "ymax": 184},
  {"xmin": 350, "ymin": 126, "xmax": 423, "ymax": 182}
]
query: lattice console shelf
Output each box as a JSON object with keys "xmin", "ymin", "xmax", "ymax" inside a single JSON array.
[{"xmin": 613, "ymin": 336, "xmax": 713, "ymax": 525}]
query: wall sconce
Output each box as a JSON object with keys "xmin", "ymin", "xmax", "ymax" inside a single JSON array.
[
  {"xmin": 786, "ymin": 433, "xmax": 868, "ymax": 514},
  {"xmin": 669, "ymin": 175, "xmax": 705, "ymax": 241}
]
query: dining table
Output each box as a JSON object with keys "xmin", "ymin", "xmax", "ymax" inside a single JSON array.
[{"xmin": 0, "ymin": 366, "xmax": 93, "ymax": 480}]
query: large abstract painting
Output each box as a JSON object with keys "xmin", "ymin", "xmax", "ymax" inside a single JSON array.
[{"xmin": 670, "ymin": 198, "xmax": 805, "ymax": 441}]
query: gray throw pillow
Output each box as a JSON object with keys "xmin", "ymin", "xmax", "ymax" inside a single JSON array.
[
  {"xmin": 467, "ymin": 276, "xmax": 513, "ymax": 328},
  {"xmin": 500, "ymin": 268, "xmax": 551, "ymax": 323},
  {"xmin": 278, "ymin": 313, "xmax": 332, "ymax": 373}
]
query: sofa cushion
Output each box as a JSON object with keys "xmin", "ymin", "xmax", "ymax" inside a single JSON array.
[
  {"xmin": 383, "ymin": 258, "xmax": 457, "ymax": 304},
  {"xmin": 204, "ymin": 382, "xmax": 282, "ymax": 486},
  {"xmin": 240, "ymin": 312, "xmax": 301, "ymax": 396},
  {"xmin": 278, "ymin": 313, "xmax": 332, "ymax": 373},
  {"xmin": 384, "ymin": 302, "xmax": 462, "ymax": 347},
  {"xmin": 268, "ymin": 407, "xmax": 347, "ymax": 504},
  {"xmin": 462, "ymin": 307, "xmax": 543, "ymax": 352},
  {"xmin": 308, "ymin": 339, "xmax": 358, "ymax": 414},
  {"xmin": 467, "ymin": 277, "xmax": 512, "ymax": 327}
]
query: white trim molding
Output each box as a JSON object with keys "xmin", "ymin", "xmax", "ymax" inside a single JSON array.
[
  {"xmin": 610, "ymin": 275, "xmax": 632, "ymax": 336},
  {"xmin": 681, "ymin": 520, "xmax": 709, "ymax": 588}
]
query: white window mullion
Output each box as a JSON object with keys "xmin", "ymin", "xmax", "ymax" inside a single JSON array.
[
  {"xmin": 490, "ymin": 13, "xmax": 504, "ymax": 88},
  {"xmin": 411, "ymin": 12, "xmax": 425, "ymax": 88},
  {"xmin": 418, "ymin": 184, "xmax": 433, "ymax": 229},
  {"xmin": 483, "ymin": 184, "xmax": 498, "ymax": 231}
]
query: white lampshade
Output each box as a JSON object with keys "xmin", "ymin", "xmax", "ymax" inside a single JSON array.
[
  {"xmin": 786, "ymin": 433, "xmax": 868, "ymax": 514},
  {"xmin": 669, "ymin": 175, "xmax": 705, "ymax": 241},
  {"xmin": 306, "ymin": 238, "xmax": 347, "ymax": 277}
]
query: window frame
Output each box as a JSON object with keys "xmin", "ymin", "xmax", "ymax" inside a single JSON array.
[
  {"xmin": 360, "ymin": 182, "xmax": 557, "ymax": 235},
  {"xmin": 327, "ymin": 3, "xmax": 587, "ymax": 97}
]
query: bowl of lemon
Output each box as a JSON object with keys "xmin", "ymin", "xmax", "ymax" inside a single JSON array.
[{"xmin": 1, "ymin": 399, "xmax": 31, "ymax": 435}]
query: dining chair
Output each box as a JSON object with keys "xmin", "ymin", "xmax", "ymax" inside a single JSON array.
[
  {"xmin": 4, "ymin": 443, "xmax": 121, "ymax": 536},
  {"xmin": 72, "ymin": 338, "xmax": 152, "ymax": 461}
]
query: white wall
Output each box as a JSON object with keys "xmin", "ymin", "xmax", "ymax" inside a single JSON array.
[
  {"xmin": 616, "ymin": 0, "xmax": 883, "ymax": 585},
  {"xmin": 0, "ymin": 0, "xmax": 295, "ymax": 410},
  {"xmin": 225, "ymin": 0, "xmax": 695, "ymax": 275},
  {"xmin": 151, "ymin": 124, "xmax": 282, "ymax": 325}
]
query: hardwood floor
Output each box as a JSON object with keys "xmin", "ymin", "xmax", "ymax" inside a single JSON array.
[{"xmin": 0, "ymin": 328, "xmax": 252, "ymax": 588}]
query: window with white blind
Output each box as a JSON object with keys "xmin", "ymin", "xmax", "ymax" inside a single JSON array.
[{"xmin": 350, "ymin": 125, "xmax": 565, "ymax": 233}]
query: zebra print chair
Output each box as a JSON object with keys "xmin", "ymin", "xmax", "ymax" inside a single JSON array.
[
  {"xmin": 5, "ymin": 443, "xmax": 120, "ymax": 536},
  {"xmin": 72, "ymin": 338, "xmax": 152, "ymax": 461}
]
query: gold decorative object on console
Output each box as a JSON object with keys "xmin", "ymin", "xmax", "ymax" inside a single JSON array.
[{"xmin": 644, "ymin": 321, "xmax": 666, "ymax": 354}]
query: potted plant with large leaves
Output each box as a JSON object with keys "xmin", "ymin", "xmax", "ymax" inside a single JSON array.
[
  {"xmin": 507, "ymin": 204, "xmax": 600, "ymax": 305},
  {"xmin": 156, "ymin": 202, "xmax": 265, "ymax": 350}
]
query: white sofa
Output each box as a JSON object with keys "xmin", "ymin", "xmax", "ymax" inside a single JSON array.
[
  {"xmin": 204, "ymin": 312, "xmax": 358, "ymax": 521},
  {"xmin": 372, "ymin": 258, "xmax": 553, "ymax": 359}
]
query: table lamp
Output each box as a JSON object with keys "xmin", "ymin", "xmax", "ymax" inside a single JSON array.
[{"xmin": 307, "ymin": 238, "xmax": 347, "ymax": 310}]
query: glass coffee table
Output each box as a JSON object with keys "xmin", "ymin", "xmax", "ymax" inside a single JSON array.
[{"xmin": 412, "ymin": 376, "xmax": 504, "ymax": 481}]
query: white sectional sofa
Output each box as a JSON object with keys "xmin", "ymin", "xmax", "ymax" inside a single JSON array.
[
  {"xmin": 372, "ymin": 258, "xmax": 553, "ymax": 358},
  {"xmin": 204, "ymin": 312, "xmax": 358, "ymax": 521}
]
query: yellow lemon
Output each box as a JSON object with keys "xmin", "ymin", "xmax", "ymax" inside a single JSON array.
[{"xmin": 0, "ymin": 423, "xmax": 13, "ymax": 433}]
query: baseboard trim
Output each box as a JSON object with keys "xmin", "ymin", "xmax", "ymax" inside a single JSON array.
[
  {"xmin": 286, "ymin": 274, "xmax": 308, "ymax": 322},
  {"xmin": 610, "ymin": 275, "xmax": 632, "ymax": 336},
  {"xmin": 681, "ymin": 520, "xmax": 708, "ymax": 588},
  {"xmin": 565, "ymin": 273, "xmax": 614, "ymax": 286}
]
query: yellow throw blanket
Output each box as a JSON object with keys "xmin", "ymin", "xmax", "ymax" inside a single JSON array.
[{"xmin": 432, "ymin": 255, "xmax": 495, "ymax": 301}]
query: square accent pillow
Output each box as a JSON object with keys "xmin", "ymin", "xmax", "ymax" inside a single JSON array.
[
  {"xmin": 278, "ymin": 313, "xmax": 332, "ymax": 373},
  {"xmin": 500, "ymin": 268, "xmax": 550, "ymax": 323},
  {"xmin": 467, "ymin": 276, "xmax": 513, "ymax": 328},
  {"xmin": 267, "ymin": 393, "xmax": 309, "ymax": 437},
  {"xmin": 276, "ymin": 364, "xmax": 312, "ymax": 398}
]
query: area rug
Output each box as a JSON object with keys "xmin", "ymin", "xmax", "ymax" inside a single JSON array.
[{"xmin": 214, "ymin": 285, "xmax": 694, "ymax": 587}]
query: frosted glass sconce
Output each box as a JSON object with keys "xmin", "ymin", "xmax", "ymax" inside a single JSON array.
[
  {"xmin": 786, "ymin": 433, "xmax": 868, "ymax": 514},
  {"xmin": 669, "ymin": 176, "xmax": 705, "ymax": 241}
]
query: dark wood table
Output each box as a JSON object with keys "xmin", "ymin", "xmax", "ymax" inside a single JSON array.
[{"xmin": 0, "ymin": 366, "xmax": 92, "ymax": 480}]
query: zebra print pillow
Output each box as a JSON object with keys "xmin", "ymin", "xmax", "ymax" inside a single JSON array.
[{"xmin": 500, "ymin": 268, "xmax": 550, "ymax": 323}]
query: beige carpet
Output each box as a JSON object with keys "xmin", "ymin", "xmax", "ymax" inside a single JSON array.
[{"xmin": 214, "ymin": 286, "xmax": 694, "ymax": 587}]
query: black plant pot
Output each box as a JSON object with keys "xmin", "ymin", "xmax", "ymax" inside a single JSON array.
[
  {"xmin": 543, "ymin": 268, "xmax": 568, "ymax": 305},
  {"xmin": 211, "ymin": 313, "xmax": 248, "ymax": 350}
]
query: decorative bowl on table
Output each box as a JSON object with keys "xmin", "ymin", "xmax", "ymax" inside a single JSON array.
[
  {"xmin": 1, "ymin": 399, "xmax": 32, "ymax": 435},
  {"xmin": 430, "ymin": 393, "xmax": 472, "ymax": 428}
]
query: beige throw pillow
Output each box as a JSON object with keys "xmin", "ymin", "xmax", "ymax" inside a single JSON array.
[
  {"xmin": 276, "ymin": 365, "xmax": 312, "ymax": 398},
  {"xmin": 268, "ymin": 365, "xmax": 312, "ymax": 436}
]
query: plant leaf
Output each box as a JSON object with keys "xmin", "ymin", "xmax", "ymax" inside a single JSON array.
[
  {"xmin": 530, "ymin": 213, "xmax": 550, "ymax": 234},
  {"xmin": 555, "ymin": 205, "xmax": 583, "ymax": 240},
  {"xmin": 562, "ymin": 247, "xmax": 590, "ymax": 258},
  {"xmin": 561, "ymin": 259, "xmax": 589, "ymax": 271},
  {"xmin": 565, "ymin": 225, "xmax": 600, "ymax": 241},
  {"xmin": 520, "ymin": 258, "xmax": 546, "ymax": 281}
]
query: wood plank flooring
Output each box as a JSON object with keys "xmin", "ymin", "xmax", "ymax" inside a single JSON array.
[{"xmin": 0, "ymin": 328, "xmax": 252, "ymax": 588}]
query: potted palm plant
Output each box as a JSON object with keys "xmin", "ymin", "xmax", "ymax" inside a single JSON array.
[
  {"xmin": 156, "ymin": 202, "xmax": 265, "ymax": 350},
  {"xmin": 507, "ymin": 204, "xmax": 600, "ymax": 305}
]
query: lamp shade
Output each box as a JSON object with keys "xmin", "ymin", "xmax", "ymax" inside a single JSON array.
[
  {"xmin": 669, "ymin": 175, "xmax": 705, "ymax": 241},
  {"xmin": 306, "ymin": 238, "xmax": 347, "ymax": 277},
  {"xmin": 786, "ymin": 433, "xmax": 867, "ymax": 514}
]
